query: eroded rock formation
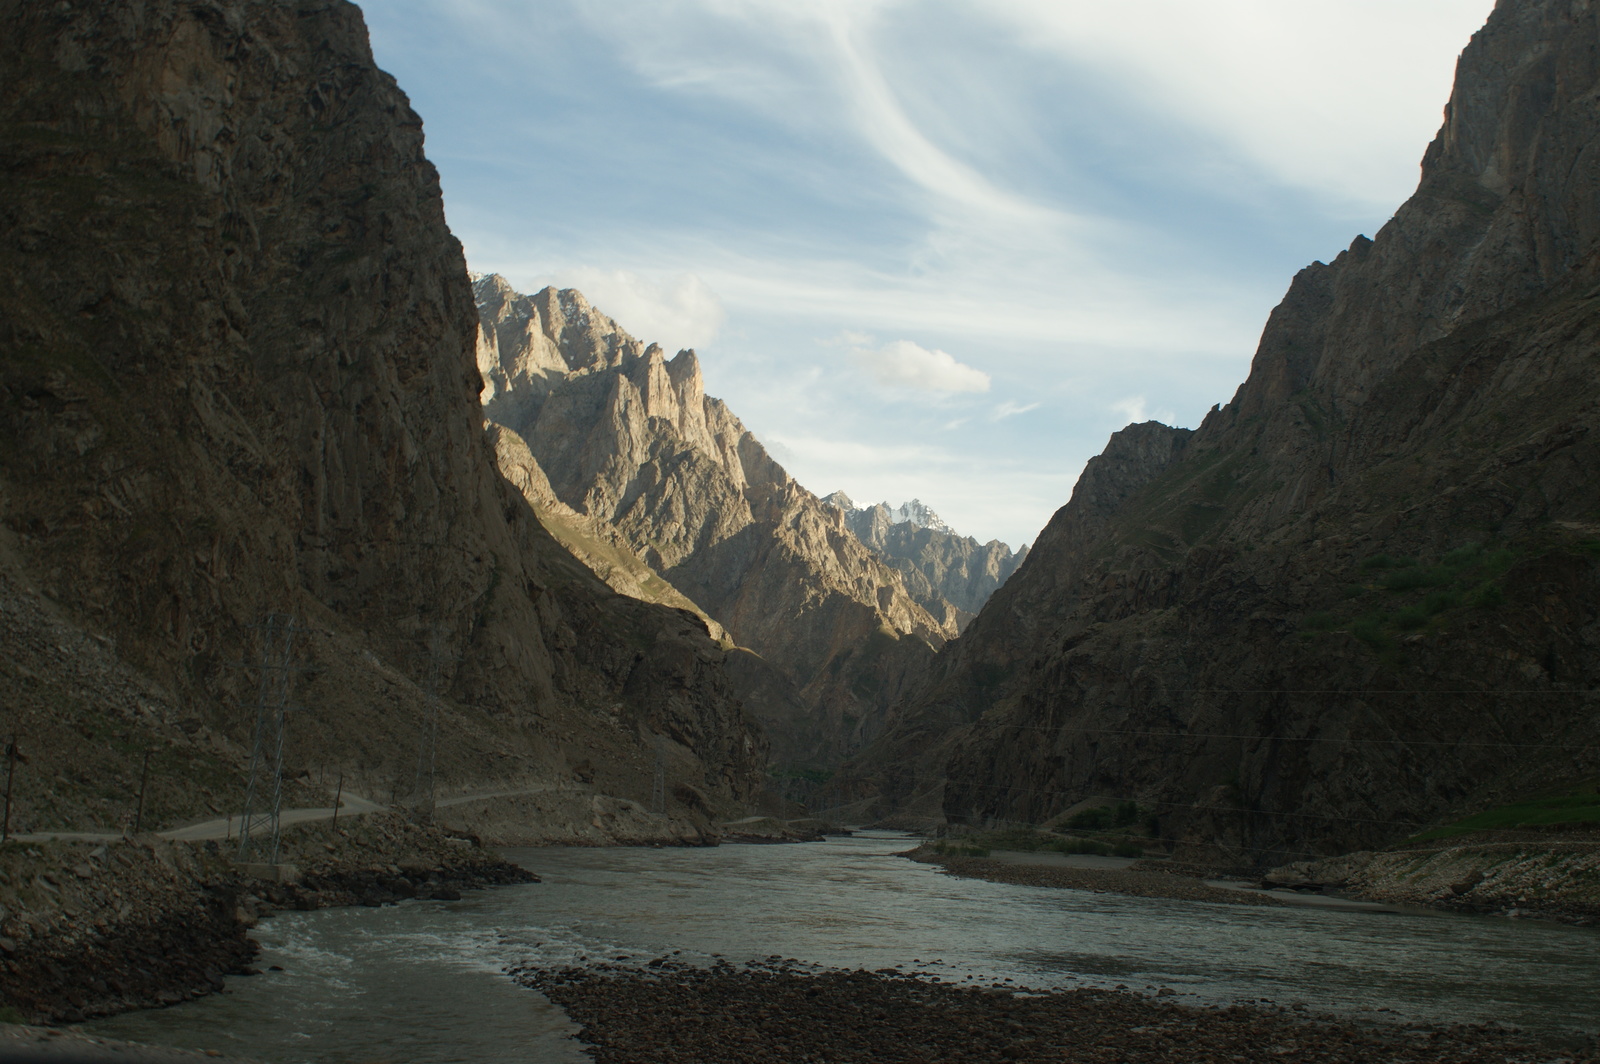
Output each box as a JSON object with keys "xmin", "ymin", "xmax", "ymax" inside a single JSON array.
[{"xmin": 474, "ymin": 275, "xmax": 957, "ymax": 767}]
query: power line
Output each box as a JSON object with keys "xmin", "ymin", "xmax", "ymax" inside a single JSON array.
[{"xmin": 957, "ymin": 724, "xmax": 1600, "ymax": 751}]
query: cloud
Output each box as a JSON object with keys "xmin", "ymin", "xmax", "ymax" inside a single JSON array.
[
  {"xmin": 522, "ymin": 267, "xmax": 726, "ymax": 352},
  {"xmin": 1111, "ymin": 396, "xmax": 1147, "ymax": 424},
  {"xmin": 985, "ymin": 0, "xmax": 1495, "ymax": 209},
  {"xmin": 850, "ymin": 337, "xmax": 991, "ymax": 393},
  {"xmin": 993, "ymin": 400, "xmax": 1041, "ymax": 419}
]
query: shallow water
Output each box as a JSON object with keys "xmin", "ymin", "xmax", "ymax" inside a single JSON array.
[{"xmin": 87, "ymin": 832, "xmax": 1600, "ymax": 1062}]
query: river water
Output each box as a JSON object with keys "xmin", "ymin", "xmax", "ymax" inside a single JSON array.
[{"xmin": 87, "ymin": 832, "xmax": 1600, "ymax": 1062}]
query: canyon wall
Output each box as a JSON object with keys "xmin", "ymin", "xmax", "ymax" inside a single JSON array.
[
  {"xmin": 852, "ymin": 0, "xmax": 1600, "ymax": 860},
  {"xmin": 0, "ymin": 0, "xmax": 765, "ymax": 839}
]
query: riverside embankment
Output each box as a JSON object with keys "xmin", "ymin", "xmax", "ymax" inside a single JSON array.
[
  {"xmin": 1260, "ymin": 832, "xmax": 1600, "ymax": 924},
  {"xmin": 0, "ymin": 812, "xmax": 532, "ymax": 1024},
  {"xmin": 85, "ymin": 832, "xmax": 1600, "ymax": 1063}
]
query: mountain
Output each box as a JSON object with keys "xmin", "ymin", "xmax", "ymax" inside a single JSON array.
[
  {"xmin": 849, "ymin": 0, "xmax": 1600, "ymax": 859},
  {"xmin": 824, "ymin": 492, "xmax": 1028, "ymax": 628},
  {"xmin": 0, "ymin": 0, "xmax": 766, "ymax": 842},
  {"xmin": 473, "ymin": 276, "xmax": 958, "ymax": 768}
]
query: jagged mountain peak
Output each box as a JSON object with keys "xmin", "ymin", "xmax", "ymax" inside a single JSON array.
[
  {"xmin": 880, "ymin": 498, "xmax": 951, "ymax": 533},
  {"xmin": 827, "ymin": 494, "xmax": 1024, "ymax": 623}
]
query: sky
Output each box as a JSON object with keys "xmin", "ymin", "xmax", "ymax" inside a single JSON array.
[{"xmin": 358, "ymin": 0, "xmax": 1497, "ymax": 549}]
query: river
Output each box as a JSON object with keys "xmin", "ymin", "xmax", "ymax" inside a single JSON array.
[{"xmin": 86, "ymin": 832, "xmax": 1600, "ymax": 1062}]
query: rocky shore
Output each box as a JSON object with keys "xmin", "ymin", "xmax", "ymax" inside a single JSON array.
[
  {"xmin": 519, "ymin": 959, "xmax": 1590, "ymax": 1064},
  {"xmin": 903, "ymin": 846, "xmax": 1293, "ymax": 908},
  {"xmin": 1261, "ymin": 833, "xmax": 1600, "ymax": 924},
  {"xmin": 0, "ymin": 813, "xmax": 535, "ymax": 1024}
]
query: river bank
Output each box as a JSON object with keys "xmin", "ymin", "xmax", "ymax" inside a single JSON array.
[
  {"xmin": 903, "ymin": 845, "xmax": 1300, "ymax": 907},
  {"xmin": 1260, "ymin": 832, "xmax": 1600, "ymax": 924},
  {"xmin": 0, "ymin": 812, "xmax": 534, "ymax": 1024},
  {"xmin": 520, "ymin": 958, "xmax": 1593, "ymax": 1064}
]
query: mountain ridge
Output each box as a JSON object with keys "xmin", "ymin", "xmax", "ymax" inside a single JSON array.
[{"xmin": 473, "ymin": 274, "xmax": 959, "ymax": 768}]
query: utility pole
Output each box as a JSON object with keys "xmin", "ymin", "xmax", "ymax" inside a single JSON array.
[
  {"xmin": 2, "ymin": 735, "xmax": 20, "ymax": 843},
  {"xmin": 412, "ymin": 630, "xmax": 456, "ymax": 823},
  {"xmin": 651, "ymin": 735, "xmax": 666, "ymax": 816},
  {"xmin": 235, "ymin": 614, "xmax": 308, "ymax": 864},
  {"xmin": 133, "ymin": 748, "xmax": 151, "ymax": 835},
  {"xmin": 331, "ymin": 766, "xmax": 344, "ymax": 830}
]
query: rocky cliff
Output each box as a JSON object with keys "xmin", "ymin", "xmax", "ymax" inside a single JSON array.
[
  {"xmin": 824, "ymin": 491, "xmax": 1027, "ymax": 629},
  {"xmin": 474, "ymin": 275, "xmax": 957, "ymax": 768},
  {"xmin": 0, "ymin": 0, "xmax": 766, "ymax": 841},
  {"xmin": 851, "ymin": 0, "xmax": 1600, "ymax": 859}
]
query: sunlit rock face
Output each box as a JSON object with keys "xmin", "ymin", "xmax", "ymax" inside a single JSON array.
[
  {"xmin": 0, "ymin": 0, "xmax": 767, "ymax": 838},
  {"xmin": 475, "ymin": 275, "xmax": 957, "ymax": 768},
  {"xmin": 850, "ymin": 0, "xmax": 1600, "ymax": 855}
]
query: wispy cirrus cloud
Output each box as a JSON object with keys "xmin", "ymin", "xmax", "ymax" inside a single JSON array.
[
  {"xmin": 993, "ymin": 400, "xmax": 1040, "ymax": 419},
  {"xmin": 520, "ymin": 267, "xmax": 726, "ymax": 353},
  {"xmin": 361, "ymin": 0, "xmax": 1499, "ymax": 545}
]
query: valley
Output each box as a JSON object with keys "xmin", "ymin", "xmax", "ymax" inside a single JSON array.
[{"xmin": 1, "ymin": 0, "xmax": 1597, "ymax": 1059}]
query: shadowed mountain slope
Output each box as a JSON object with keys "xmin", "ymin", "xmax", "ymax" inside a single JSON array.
[
  {"xmin": 849, "ymin": 0, "xmax": 1600, "ymax": 860},
  {"xmin": 0, "ymin": 0, "xmax": 764, "ymax": 840}
]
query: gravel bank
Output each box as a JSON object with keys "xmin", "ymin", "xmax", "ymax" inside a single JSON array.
[
  {"xmin": 905, "ymin": 846, "xmax": 1292, "ymax": 907},
  {"xmin": 518, "ymin": 960, "xmax": 1589, "ymax": 1064}
]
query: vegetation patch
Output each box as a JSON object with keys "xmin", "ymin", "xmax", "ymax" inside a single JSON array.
[
  {"xmin": 1406, "ymin": 778, "xmax": 1600, "ymax": 842},
  {"xmin": 1300, "ymin": 542, "xmax": 1522, "ymax": 648}
]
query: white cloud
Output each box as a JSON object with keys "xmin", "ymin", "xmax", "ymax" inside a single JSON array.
[
  {"xmin": 521, "ymin": 267, "xmax": 726, "ymax": 352},
  {"xmin": 993, "ymin": 400, "xmax": 1040, "ymax": 419},
  {"xmin": 984, "ymin": 0, "xmax": 1495, "ymax": 209},
  {"xmin": 1111, "ymin": 396, "xmax": 1147, "ymax": 424},
  {"xmin": 850, "ymin": 337, "xmax": 991, "ymax": 393}
]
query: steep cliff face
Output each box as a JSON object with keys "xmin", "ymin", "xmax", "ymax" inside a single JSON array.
[
  {"xmin": 0, "ymin": 0, "xmax": 764, "ymax": 838},
  {"xmin": 854, "ymin": 0, "xmax": 1600, "ymax": 858},
  {"xmin": 824, "ymin": 492, "xmax": 1027, "ymax": 628},
  {"xmin": 475, "ymin": 276, "xmax": 956, "ymax": 767}
]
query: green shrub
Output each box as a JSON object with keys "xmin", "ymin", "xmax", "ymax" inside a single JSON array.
[
  {"xmin": 1381, "ymin": 566, "xmax": 1450, "ymax": 591},
  {"xmin": 1362, "ymin": 554, "xmax": 1416, "ymax": 571},
  {"xmin": 1422, "ymin": 588, "xmax": 1461, "ymax": 615},
  {"xmin": 1350, "ymin": 615, "xmax": 1392, "ymax": 651},
  {"xmin": 1441, "ymin": 543, "xmax": 1484, "ymax": 567},
  {"xmin": 1113, "ymin": 800, "xmax": 1140, "ymax": 827},
  {"xmin": 0, "ymin": 1007, "xmax": 24, "ymax": 1024},
  {"xmin": 1066, "ymin": 807, "xmax": 1111, "ymax": 831},
  {"xmin": 1302, "ymin": 611, "xmax": 1337, "ymax": 631},
  {"xmin": 1469, "ymin": 585, "xmax": 1505, "ymax": 609},
  {"xmin": 1111, "ymin": 842, "xmax": 1144, "ymax": 858},
  {"xmin": 1055, "ymin": 839, "xmax": 1111, "ymax": 856},
  {"xmin": 1394, "ymin": 605, "xmax": 1430, "ymax": 629}
]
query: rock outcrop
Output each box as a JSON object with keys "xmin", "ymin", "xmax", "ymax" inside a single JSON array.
[
  {"xmin": 850, "ymin": 0, "xmax": 1600, "ymax": 859},
  {"xmin": 474, "ymin": 275, "xmax": 957, "ymax": 768},
  {"xmin": 0, "ymin": 0, "xmax": 765, "ymax": 840},
  {"xmin": 824, "ymin": 492, "xmax": 1027, "ymax": 629}
]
